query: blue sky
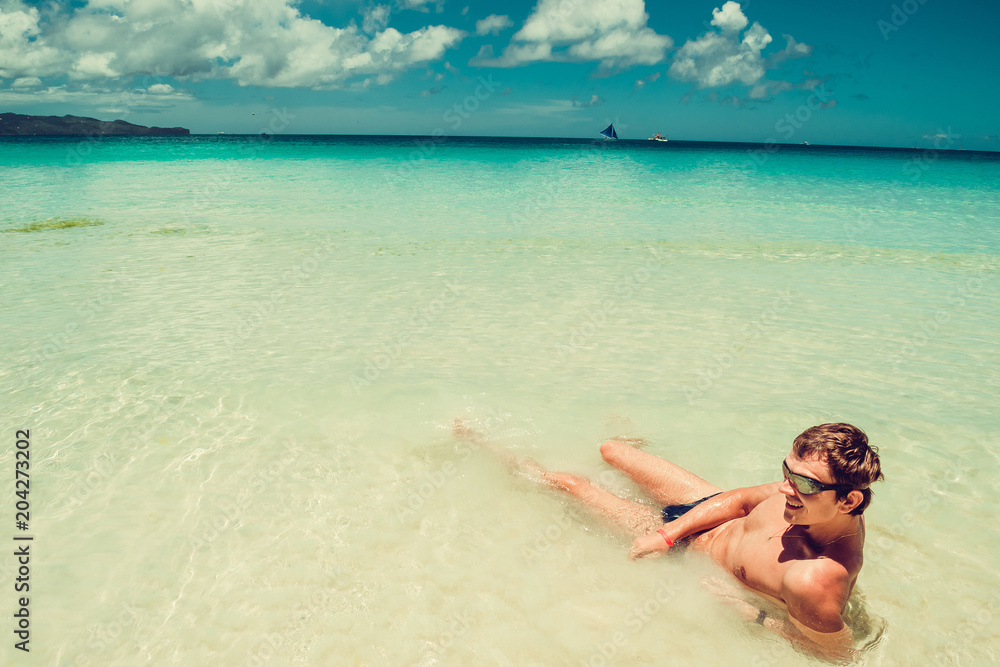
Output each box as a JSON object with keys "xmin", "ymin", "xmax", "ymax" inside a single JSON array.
[{"xmin": 0, "ymin": 0, "xmax": 997, "ymax": 149}]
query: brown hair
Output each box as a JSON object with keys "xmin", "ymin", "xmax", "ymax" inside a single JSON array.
[{"xmin": 793, "ymin": 423, "xmax": 884, "ymax": 515}]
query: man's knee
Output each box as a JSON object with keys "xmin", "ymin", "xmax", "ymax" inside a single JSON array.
[{"xmin": 600, "ymin": 439, "xmax": 624, "ymax": 464}]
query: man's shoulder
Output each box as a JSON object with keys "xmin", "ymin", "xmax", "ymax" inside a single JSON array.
[
  {"xmin": 781, "ymin": 557, "xmax": 855, "ymax": 635},
  {"xmin": 782, "ymin": 556, "xmax": 852, "ymax": 599}
]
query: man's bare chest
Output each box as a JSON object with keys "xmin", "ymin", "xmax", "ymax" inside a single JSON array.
[{"xmin": 727, "ymin": 503, "xmax": 814, "ymax": 603}]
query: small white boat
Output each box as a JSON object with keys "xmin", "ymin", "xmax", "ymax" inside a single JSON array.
[{"xmin": 649, "ymin": 133, "xmax": 668, "ymax": 142}]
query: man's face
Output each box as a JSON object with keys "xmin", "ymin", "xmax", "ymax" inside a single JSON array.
[{"xmin": 779, "ymin": 451, "xmax": 848, "ymax": 525}]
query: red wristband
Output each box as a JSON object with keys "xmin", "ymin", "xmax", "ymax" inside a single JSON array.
[{"xmin": 657, "ymin": 529, "xmax": 674, "ymax": 547}]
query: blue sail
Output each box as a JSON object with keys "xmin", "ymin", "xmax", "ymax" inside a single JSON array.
[{"xmin": 599, "ymin": 123, "xmax": 618, "ymax": 140}]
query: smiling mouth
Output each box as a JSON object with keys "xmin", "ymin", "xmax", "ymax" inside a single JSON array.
[{"xmin": 785, "ymin": 500, "xmax": 803, "ymax": 510}]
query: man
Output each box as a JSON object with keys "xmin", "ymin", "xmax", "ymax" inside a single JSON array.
[{"xmin": 461, "ymin": 421, "xmax": 883, "ymax": 659}]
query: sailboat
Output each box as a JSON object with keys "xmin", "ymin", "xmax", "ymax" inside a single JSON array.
[{"xmin": 599, "ymin": 123, "xmax": 618, "ymax": 140}]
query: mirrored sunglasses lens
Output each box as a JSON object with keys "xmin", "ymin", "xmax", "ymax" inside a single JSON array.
[
  {"xmin": 783, "ymin": 462, "xmax": 823, "ymax": 494},
  {"xmin": 794, "ymin": 475, "xmax": 821, "ymax": 494}
]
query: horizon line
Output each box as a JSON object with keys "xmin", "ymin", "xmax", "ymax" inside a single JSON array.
[{"xmin": 3, "ymin": 133, "xmax": 996, "ymax": 154}]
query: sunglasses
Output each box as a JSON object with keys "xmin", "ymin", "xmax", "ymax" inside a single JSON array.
[{"xmin": 782, "ymin": 461, "xmax": 854, "ymax": 495}]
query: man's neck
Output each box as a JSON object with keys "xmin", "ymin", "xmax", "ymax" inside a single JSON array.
[{"xmin": 799, "ymin": 513, "xmax": 863, "ymax": 548}]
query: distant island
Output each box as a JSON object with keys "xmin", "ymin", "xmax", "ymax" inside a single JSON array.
[{"xmin": 0, "ymin": 113, "xmax": 189, "ymax": 136}]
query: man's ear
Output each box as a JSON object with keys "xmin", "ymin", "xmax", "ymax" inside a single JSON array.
[{"xmin": 840, "ymin": 490, "xmax": 863, "ymax": 514}]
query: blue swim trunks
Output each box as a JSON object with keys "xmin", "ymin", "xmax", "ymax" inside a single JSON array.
[{"xmin": 661, "ymin": 492, "xmax": 722, "ymax": 523}]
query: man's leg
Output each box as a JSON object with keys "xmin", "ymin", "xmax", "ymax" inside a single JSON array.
[
  {"xmin": 600, "ymin": 439, "xmax": 722, "ymax": 506},
  {"xmin": 452, "ymin": 419, "xmax": 660, "ymax": 537},
  {"xmin": 542, "ymin": 471, "xmax": 662, "ymax": 537}
]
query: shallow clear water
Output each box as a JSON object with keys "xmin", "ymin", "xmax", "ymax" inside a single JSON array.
[{"xmin": 1, "ymin": 136, "xmax": 999, "ymax": 665}]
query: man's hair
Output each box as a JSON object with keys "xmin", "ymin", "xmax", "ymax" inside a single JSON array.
[{"xmin": 793, "ymin": 423, "xmax": 884, "ymax": 515}]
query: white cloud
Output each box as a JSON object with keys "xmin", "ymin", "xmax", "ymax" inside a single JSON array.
[
  {"xmin": 669, "ymin": 1, "xmax": 808, "ymax": 95},
  {"xmin": 494, "ymin": 99, "xmax": 577, "ymax": 116},
  {"xmin": 73, "ymin": 52, "xmax": 119, "ymax": 79},
  {"xmin": 0, "ymin": 0, "xmax": 466, "ymax": 90},
  {"xmin": 749, "ymin": 80, "xmax": 788, "ymax": 99},
  {"xmin": 669, "ymin": 32, "xmax": 765, "ymax": 87},
  {"xmin": 633, "ymin": 70, "xmax": 659, "ymax": 91},
  {"xmin": 742, "ymin": 22, "xmax": 772, "ymax": 52},
  {"xmin": 476, "ymin": 14, "xmax": 513, "ymax": 36},
  {"xmin": 479, "ymin": 0, "xmax": 671, "ymax": 69},
  {"xmin": 11, "ymin": 76, "xmax": 41, "ymax": 89},
  {"xmin": 767, "ymin": 35, "xmax": 812, "ymax": 67},
  {"xmin": 571, "ymin": 93, "xmax": 603, "ymax": 107},
  {"xmin": 0, "ymin": 3, "xmax": 66, "ymax": 78},
  {"xmin": 711, "ymin": 1, "xmax": 747, "ymax": 33},
  {"xmin": 0, "ymin": 80, "xmax": 194, "ymax": 108},
  {"xmin": 147, "ymin": 83, "xmax": 176, "ymax": 94},
  {"xmin": 363, "ymin": 5, "xmax": 391, "ymax": 34},
  {"xmin": 400, "ymin": 0, "xmax": 438, "ymax": 10}
]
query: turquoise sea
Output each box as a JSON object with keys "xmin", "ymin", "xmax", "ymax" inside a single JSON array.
[{"xmin": 1, "ymin": 135, "xmax": 999, "ymax": 665}]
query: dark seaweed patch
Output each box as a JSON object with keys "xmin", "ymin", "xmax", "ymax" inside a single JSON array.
[{"xmin": 2, "ymin": 217, "xmax": 105, "ymax": 233}]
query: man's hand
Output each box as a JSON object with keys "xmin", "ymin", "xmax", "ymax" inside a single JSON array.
[{"xmin": 628, "ymin": 531, "xmax": 672, "ymax": 560}]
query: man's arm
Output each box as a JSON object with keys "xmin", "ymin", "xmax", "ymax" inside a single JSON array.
[
  {"xmin": 629, "ymin": 482, "xmax": 780, "ymax": 559},
  {"xmin": 720, "ymin": 597, "xmax": 854, "ymax": 662},
  {"xmin": 781, "ymin": 562, "xmax": 855, "ymax": 660},
  {"xmin": 703, "ymin": 574, "xmax": 854, "ymax": 662}
]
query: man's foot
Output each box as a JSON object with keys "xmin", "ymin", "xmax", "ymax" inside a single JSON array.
[
  {"xmin": 452, "ymin": 417, "xmax": 486, "ymax": 444},
  {"xmin": 453, "ymin": 417, "xmax": 546, "ymax": 481}
]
